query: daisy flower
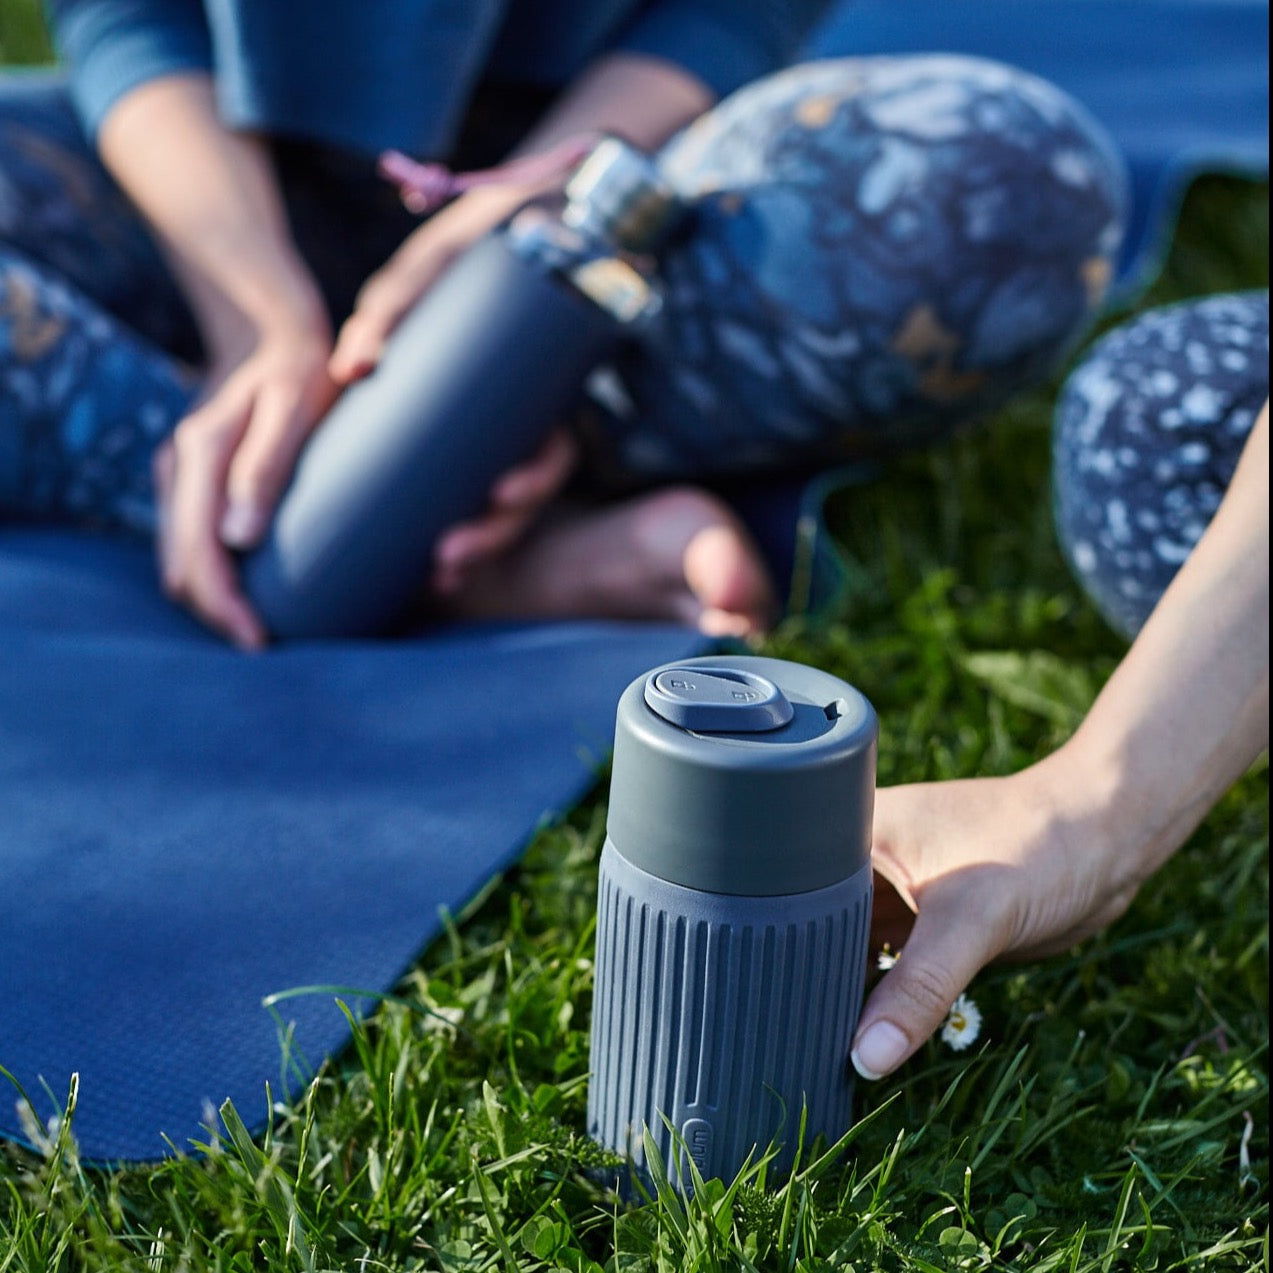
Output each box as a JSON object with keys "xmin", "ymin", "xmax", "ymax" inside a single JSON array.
[{"xmin": 941, "ymin": 994, "xmax": 982, "ymax": 1051}]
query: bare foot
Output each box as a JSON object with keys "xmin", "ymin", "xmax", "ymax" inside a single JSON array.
[{"xmin": 435, "ymin": 486, "xmax": 778, "ymax": 636}]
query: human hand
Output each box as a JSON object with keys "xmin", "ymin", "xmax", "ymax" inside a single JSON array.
[
  {"xmin": 854, "ymin": 404, "xmax": 1269, "ymax": 1078},
  {"xmin": 328, "ymin": 186, "xmax": 532, "ymax": 384},
  {"xmin": 328, "ymin": 184, "xmax": 580, "ymax": 593},
  {"xmin": 154, "ymin": 314, "xmax": 338, "ymax": 648},
  {"xmin": 91, "ymin": 76, "xmax": 346, "ymax": 645},
  {"xmin": 852, "ymin": 758, "xmax": 1141, "ymax": 1080},
  {"xmin": 431, "ymin": 426, "xmax": 580, "ymax": 596}
]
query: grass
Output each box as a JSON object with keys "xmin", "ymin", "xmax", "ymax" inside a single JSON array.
[
  {"xmin": 0, "ymin": 0, "xmax": 50, "ymax": 65},
  {"xmin": 1, "ymin": 7, "xmax": 1268, "ymax": 1269}
]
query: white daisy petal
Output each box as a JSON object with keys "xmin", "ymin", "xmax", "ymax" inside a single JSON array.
[{"xmin": 940, "ymin": 994, "xmax": 982, "ymax": 1051}]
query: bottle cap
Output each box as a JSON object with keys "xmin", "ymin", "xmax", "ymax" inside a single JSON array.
[
  {"xmin": 564, "ymin": 136, "xmax": 682, "ymax": 251},
  {"xmin": 607, "ymin": 655, "xmax": 877, "ymax": 896}
]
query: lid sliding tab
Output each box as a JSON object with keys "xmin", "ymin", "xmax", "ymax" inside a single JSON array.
[{"xmin": 644, "ymin": 667, "xmax": 794, "ymax": 733}]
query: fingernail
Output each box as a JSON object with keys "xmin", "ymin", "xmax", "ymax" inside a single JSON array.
[
  {"xmin": 331, "ymin": 338, "xmax": 380, "ymax": 382},
  {"xmin": 220, "ymin": 501, "xmax": 267, "ymax": 548},
  {"xmin": 850, "ymin": 1021, "xmax": 909, "ymax": 1081}
]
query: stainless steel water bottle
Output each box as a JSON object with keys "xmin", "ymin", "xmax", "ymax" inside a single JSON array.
[
  {"xmin": 588, "ymin": 654, "xmax": 877, "ymax": 1190},
  {"xmin": 242, "ymin": 138, "xmax": 679, "ymax": 639}
]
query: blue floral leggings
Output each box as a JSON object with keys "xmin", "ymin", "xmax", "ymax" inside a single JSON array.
[
  {"xmin": 0, "ymin": 63, "xmax": 1265, "ymax": 636},
  {"xmin": 1054, "ymin": 291, "xmax": 1268, "ymax": 637},
  {"xmin": 0, "ymin": 72, "xmax": 418, "ymax": 537}
]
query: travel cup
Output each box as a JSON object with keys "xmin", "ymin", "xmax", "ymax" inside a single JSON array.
[{"xmin": 587, "ymin": 654, "xmax": 877, "ymax": 1189}]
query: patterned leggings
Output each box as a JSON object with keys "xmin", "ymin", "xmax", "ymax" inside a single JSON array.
[
  {"xmin": 1054, "ymin": 291, "xmax": 1268, "ymax": 637},
  {"xmin": 2, "ymin": 57, "xmax": 1123, "ymax": 525},
  {"xmin": 1, "ymin": 65, "xmax": 1263, "ymax": 636},
  {"xmin": 0, "ymin": 72, "xmax": 418, "ymax": 537}
]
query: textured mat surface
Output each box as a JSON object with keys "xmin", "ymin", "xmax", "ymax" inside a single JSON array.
[
  {"xmin": 808, "ymin": 0, "xmax": 1270, "ymax": 298},
  {"xmin": 0, "ymin": 531, "xmax": 707, "ymax": 1161}
]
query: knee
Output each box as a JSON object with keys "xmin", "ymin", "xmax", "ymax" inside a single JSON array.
[
  {"xmin": 609, "ymin": 54, "xmax": 1129, "ymax": 482},
  {"xmin": 829, "ymin": 54, "xmax": 1131, "ymax": 430},
  {"xmin": 1052, "ymin": 293, "xmax": 1269, "ymax": 636}
]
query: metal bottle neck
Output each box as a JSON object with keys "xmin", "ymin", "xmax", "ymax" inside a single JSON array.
[{"xmin": 562, "ymin": 136, "xmax": 683, "ymax": 253}]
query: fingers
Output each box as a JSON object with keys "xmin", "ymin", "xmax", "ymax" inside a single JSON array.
[
  {"xmin": 852, "ymin": 759, "xmax": 1141, "ymax": 1080},
  {"xmin": 154, "ymin": 327, "xmax": 340, "ymax": 648},
  {"xmin": 329, "ymin": 232, "xmax": 462, "ymax": 383},
  {"xmin": 854, "ymin": 783, "xmax": 1015, "ymax": 1079},
  {"xmin": 154, "ymin": 405, "xmax": 267, "ymax": 651},
  {"xmin": 491, "ymin": 426, "xmax": 578, "ymax": 507},
  {"xmin": 851, "ymin": 888, "xmax": 1000, "ymax": 1080},
  {"xmin": 432, "ymin": 428, "xmax": 579, "ymax": 593},
  {"xmin": 329, "ymin": 188, "xmax": 526, "ymax": 383},
  {"xmin": 868, "ymin": 869, "xmax": 919, "ymax": 954},
  {"xmin": 220, "ymin": 358, "xmax": 338, "ymax": 549}
]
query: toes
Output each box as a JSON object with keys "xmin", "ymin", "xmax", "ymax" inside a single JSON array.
[
  {"xmin": 681, "ymin": 521, "xmax": 779, "ymax": 635},
  {"xmin": 696, "ymin": 607, "xmax": 763, "ymax": 639}
]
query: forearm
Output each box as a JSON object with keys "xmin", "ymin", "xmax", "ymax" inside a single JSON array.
[
  {"xmin": 517, "ymin": 52, "xmax": 714, "ymax": 155},
  {"xmin": 1042, "ymin": 403, "xmax": 1270, "ymax": 888},
  {"xmin": 96, "ymin": 73, "xmax": 326, "ymax": 366},
  {"xmin": 416, "ymin": 53, "xmax": 714, "ymax": 242},
  {"xmin": 330, "ymin": 51, "xmax": 714, "ymax": 377}
]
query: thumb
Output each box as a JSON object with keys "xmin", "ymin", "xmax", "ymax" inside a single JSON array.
[{"xmin": 850, "ymin": 891, "xmax": 995, "ymax": 1080}]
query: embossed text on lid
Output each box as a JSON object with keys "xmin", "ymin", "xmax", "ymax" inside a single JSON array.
[{"xmin": 644, "ymin": 667, "xmax": 794, "ymax": 733}]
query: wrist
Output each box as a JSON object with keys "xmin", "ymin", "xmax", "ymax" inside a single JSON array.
[
  {"xmin": 439, "ymin": 183, "xmax": 545, "ymax": 239},
  {"xmin": 1027, "ymin": 738, "xmax": 1163, "ymax": 896},
  {"xmin": 192, "ymin": 268, "xmax": 330, "ymax": 369}
]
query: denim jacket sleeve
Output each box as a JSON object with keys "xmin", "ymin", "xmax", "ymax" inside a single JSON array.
[
  {"xmin": 615, "ymin": 0, "xmax": 831, "ymax": 98},
  {"xmin": 44, "ymin": 0, "xmax": 212, "ymax": 138}
]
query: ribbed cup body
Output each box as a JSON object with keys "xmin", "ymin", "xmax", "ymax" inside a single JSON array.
[{"xmin": 588, "ymin": 838, "xmax": 872, "ymax": 1188}]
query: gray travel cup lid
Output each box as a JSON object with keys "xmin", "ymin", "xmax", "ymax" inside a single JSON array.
[{"xmin": 607, "ymin": 655, "xmax": 877, "ymax": 896}]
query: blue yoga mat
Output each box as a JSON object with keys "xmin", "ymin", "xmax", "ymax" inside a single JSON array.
[
  {"xmin": 806, "ymin": 0, "xmax": 1270, "ymax": 299},
  {"xmin": 0, "ymin": 531, "xmax": 709, "ymax": 1161}
]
